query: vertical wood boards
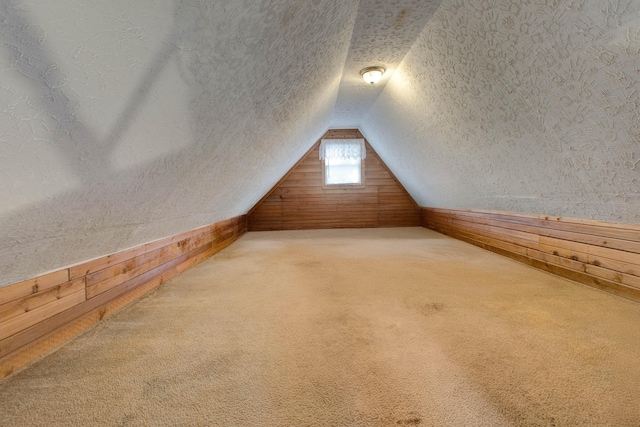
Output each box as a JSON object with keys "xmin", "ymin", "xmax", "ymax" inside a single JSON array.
[
  {"xmin": 0, "ymin": 215, "xmax": 247, "ymax": 379},
  {"xmin": 248, "ymin": 129, "xmax": 420, "ymax": 230},
  {"xmin": 421, "ymin": 207, "xmax": 640, "ymax": 303}
]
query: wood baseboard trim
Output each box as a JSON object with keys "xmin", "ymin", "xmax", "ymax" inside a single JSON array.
[
  {"xmin": 0, "ymin": 216, "xmax": 247, "ymax": 379},
  {"xmin": 421, "ymin": 207, "xmax": 640, "ymax": 303}
]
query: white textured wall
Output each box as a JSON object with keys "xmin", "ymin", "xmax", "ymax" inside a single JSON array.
[
  {"xmin": 3, "ymin": 0, "xmax": 640, "ymax": 288},
  {"xmin": 363, "ymin": 0, "xmax": 640, "ymax": 224},
  {"xmin": 0, "ymin": 0, "xmax": 358, "ymax": 287}
]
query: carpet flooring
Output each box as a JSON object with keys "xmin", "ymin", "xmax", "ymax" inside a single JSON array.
[{"xmin": 1, "ymin": 227, "xmax": 640, "ymax": 426}]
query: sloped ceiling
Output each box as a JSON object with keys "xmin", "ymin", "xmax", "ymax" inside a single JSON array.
[
  {"xmin": 330, "ymin": 0, "xmax": 442, "ymax": 127},
  {"xmin": 363, "ymin": 0, "xmax": 640, "ymax": 223},
  {"xmin": 0, "ymin": 0, "xmax": 357, "ymax": 286},
  {"xmin": 1, "ymin": 0, "xmax": 639, "ymax": 286}
]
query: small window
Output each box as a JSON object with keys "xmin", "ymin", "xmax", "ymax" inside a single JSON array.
[
  {"xmin": 319, "ymin": 139, "xmax": 366, "ymax": 187},
  {"xmin": 325, "ymin": 157, "xmax": 361, "ymax": 185}
]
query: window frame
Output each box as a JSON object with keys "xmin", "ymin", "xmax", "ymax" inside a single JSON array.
[{"xmin": 321, "ymin": 156, "xmax": 366, "ymax": 189}]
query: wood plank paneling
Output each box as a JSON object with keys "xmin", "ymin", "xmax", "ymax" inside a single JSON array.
[
  {"xmin": 248, "ymin": 129, "xmax": 420, "ymax": 230},
  {"xmin": 421, "ymin": 207, "xmax": 640, "ymax": 303},
  {"xmin": 0, "ymin": 278, "xmax": 85, "ymax": 325},
  {"xmin": 0, "ymin": 215, "xmax": 247, "ymax": 379},
  {"xmin": 0, "ymin": 270, "xmax": 70, "ymax": 306}
]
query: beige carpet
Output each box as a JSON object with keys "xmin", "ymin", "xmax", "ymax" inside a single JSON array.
[{"xmin": 1, "ymin": 227, "xmax": 640, "ymax": 426}]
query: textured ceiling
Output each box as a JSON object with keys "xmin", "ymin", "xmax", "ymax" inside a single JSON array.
[
  {"xmin": 1, "ymin": 0, "xmax": 640, "ymax": 287},
  {"xmin": 362, "ymin": 0, "xmax": 640, "ymax": 223},
  {"xmin": 330, "ymin": 0, "xmax": 441, "ymax": 127},
  {"xmin": 0, "ymin": 0, "xmax": 358, "ymax": 286}
]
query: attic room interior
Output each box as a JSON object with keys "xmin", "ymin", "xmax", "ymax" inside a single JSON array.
[{"xmin": 1, "ymin": 0, "xmax": 640, "ymax": 425}]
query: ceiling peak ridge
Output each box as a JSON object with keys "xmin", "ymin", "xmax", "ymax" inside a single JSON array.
[{"xmin": 330, "ymin": 0, "xmax": 443, "ymax": 127}]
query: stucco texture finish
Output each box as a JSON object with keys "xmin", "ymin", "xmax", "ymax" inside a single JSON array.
[
  {"xmin": 330, "ymin": 0, "xmax": 442, "ymax": 127},
  {"xmin": 363, "ymin": 0, "xmax": 640, "ymax": 223},
  {"xmin": 1, "ymin": 0, "xmax": 640, "ymax": 287},
  {"xmin": 0, "ymin": 0, "xmax": 357, "ymax": 286}
]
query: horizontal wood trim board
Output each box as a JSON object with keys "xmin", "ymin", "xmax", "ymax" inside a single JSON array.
[
  {"xmin": 421, "ymin": 207, "xmax": 640, "ymax": 303},
  {"xmin": 0, "ymin": 215, "xmax": 247, "ymax": 379},
  {"xmin": 248, "ymin": 129, "xmax": 420, "ymax": 231},
  {"xmin": 0, "ymin": 270, "xmax": 71, "ymax": 306}
]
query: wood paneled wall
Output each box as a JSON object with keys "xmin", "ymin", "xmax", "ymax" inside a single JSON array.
[
  {"xmin": 0, "ymin": 216, "xmax": 247, "ymax": 379},
  {"xmin": 248, "ymin": 129, "xmax": 420, "ymax": 231},
  {"xmin": 422, "ymin": 207, "xmax": 640, "ymax": 302}
]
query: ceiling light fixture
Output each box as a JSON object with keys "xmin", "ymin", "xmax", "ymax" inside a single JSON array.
[{"xmin": 360, "ymin": 66, "xmax": 385, "ymax": 85}]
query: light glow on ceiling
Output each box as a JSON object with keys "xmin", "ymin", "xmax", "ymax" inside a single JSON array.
[{"xmin": 360, "ymin": 66, "xmax": 385, "ymax": 85}]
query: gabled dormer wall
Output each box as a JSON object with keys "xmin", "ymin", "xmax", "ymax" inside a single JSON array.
[{"xmin": 248, "ymin": 129, "xmax": 420, "ymax": 231}]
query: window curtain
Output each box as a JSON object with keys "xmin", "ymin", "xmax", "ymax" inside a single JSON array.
[{"xmin": 319, "ymin": 139, "xmax": 366, "ymax": 160}]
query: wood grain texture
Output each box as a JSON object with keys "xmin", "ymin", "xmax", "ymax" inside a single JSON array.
[
  {"xmin": 248, "ymin": 129, "xmax": 420, "ymax": 231},
  {"xmin": 422, "ymin": 207, "xmax": 640, "ymax": 303},
  {"xmin": 0, "ymin": 215, "xmax": 247, "ymax": 379},
  {"xmin": 0, "ymin": 270, "xmax": 70, "ymax": 306}
]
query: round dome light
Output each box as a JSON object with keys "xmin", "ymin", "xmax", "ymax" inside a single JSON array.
[{"xmin": 360, "ymin": 66, "xmax": 385, "ymax": 85}]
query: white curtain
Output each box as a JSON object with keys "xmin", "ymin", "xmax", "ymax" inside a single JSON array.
[{"xmin": 319, "ymin": 139, "xmax": 366, "ymax": 160}]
